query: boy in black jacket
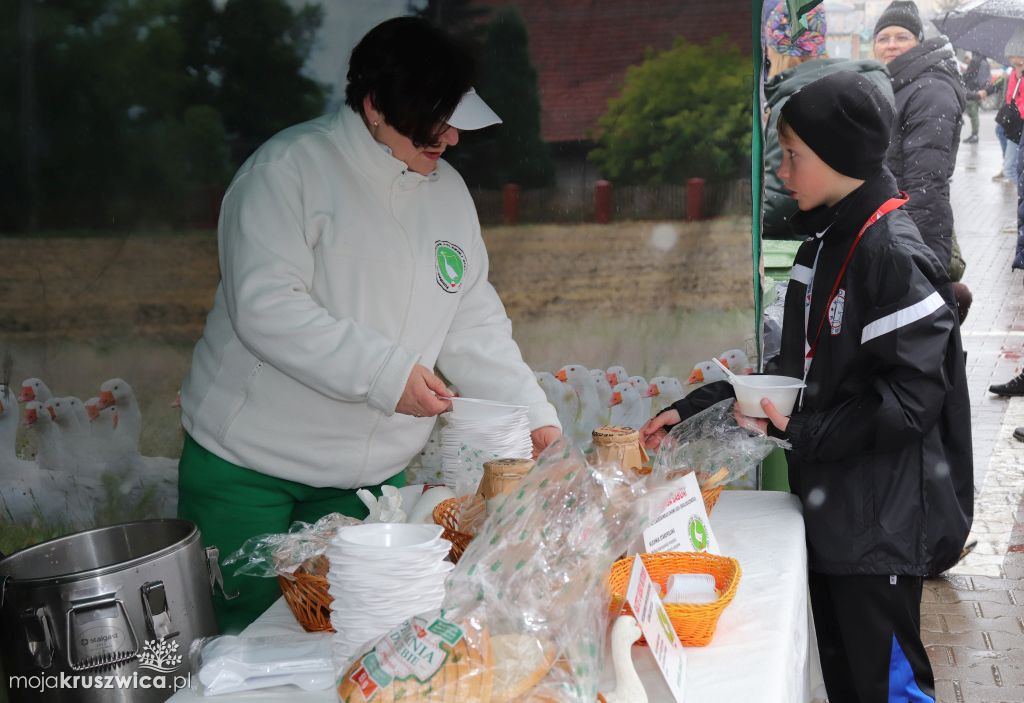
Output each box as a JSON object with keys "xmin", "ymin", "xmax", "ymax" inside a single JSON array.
[{"xmin": 642, "ymin": 71, "xmax": 973, "ymax": 702}]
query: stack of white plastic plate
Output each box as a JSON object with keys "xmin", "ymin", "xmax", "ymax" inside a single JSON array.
[
  {"xmin": 440, "ymin": 397, "xmax": 532, "ymax": 490},
  {"xmin": 326, "ymin": 523, "xmax": 453, "ymax": 662}
]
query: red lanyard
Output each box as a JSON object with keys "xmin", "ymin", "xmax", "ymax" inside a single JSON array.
[{"xmin": 805, "ymin": 194, "xmax": 909, "ymax": 362}]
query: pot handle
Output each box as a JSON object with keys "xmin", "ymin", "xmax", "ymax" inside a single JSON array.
[
  {"xmin": 65, "ymin": 594, "xmax": 139, "ymax": 671},
  {"xmin": 204, "ymin": 546, "xmax": 240, "ymax": 601}
]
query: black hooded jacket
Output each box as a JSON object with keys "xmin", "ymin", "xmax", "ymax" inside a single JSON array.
[
  {"xmin": 671, "ymin": 168, "xmax": 973, "ymax": 576},
  {"xmin": 885, "ymin": 36, "xmax": 967, "ymax": 271}
]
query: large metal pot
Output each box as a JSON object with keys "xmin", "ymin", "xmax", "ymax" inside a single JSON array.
[{"xmin": 0, "ymin": 519, "xmax": 225, "ymax": 702}]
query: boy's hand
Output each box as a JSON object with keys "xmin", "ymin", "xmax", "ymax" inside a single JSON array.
[
  {"xmin": 640, "ymin": 409, "xmax": 681, "ymax": 450},
  {"xmin": 733, "ymin": 398, "xmax": 790, "ymax": 434},
  {"xmin": 531, "ymin": 426, "xmax": 561, "ymax": 459},
  {"xmin": 761, "ymin": 398, "xmax": 790, "ymax": 432}
]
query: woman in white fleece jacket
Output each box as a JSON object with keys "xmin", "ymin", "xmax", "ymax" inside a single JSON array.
[{"xmin": 178, "ymin": 17, "xmax": 560, "ymax": 632}]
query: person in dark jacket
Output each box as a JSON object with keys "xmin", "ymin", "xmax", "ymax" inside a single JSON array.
[
  {"xmin": 961, "ymin": 51, "xmax": 991, "ymax": 144},
  {"xmin": 762, "ymin": 0, "xmax": 894, "ymax": 239},
  {"xmin": 643, "ymin": 71, "xmax": 973, "ymax": 703},
  {"xmin": 874, "ymin": 0, "xmax": 966, "ymax": 273}
]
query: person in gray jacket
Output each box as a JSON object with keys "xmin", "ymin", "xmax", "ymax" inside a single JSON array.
[{"xmin": 762, "ymin": 1, "xmax": 894, "ymax": 238}]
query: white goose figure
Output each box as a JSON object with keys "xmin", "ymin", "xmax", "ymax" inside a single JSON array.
[
  {"xmin": 719, "ymin": 348, "xmax": 754, "ymax": 375},
  {"xmin": 556, "ymin": 364, "xmax": 607, "ymax": 442},
  {"xmin": 686, "ymin": 360, "xmax": 728, "ymax": 386},
  {"xmin": 610, "ymin": 382, "xmax": 649, "ymax": 430},
  {"xmin": 590, "ymin": 370, "xmax": 614, "ymax": 416},
  {"xmin": 536, "ymin": 371, "xmax": 579, "ymax": 437},
  {"xmin": 19, "ymin": 377, "xmax": 54, "ymax": 404},
  {"xmin": 0, "ymin": 385, "xmax": 34, "ymax": 476},
  {"xmin": 24, "ymin": 401, "xmax": 68, "ymax": 471},
  {"xmin": 645, "ymin": 376, "xmax": 686, "ymax": 415},
  {"xmin": 606, "ymin": 365, "xmax": 630, "ymax": 387},
  {"xmin": 598, "ymin": 615, "xmax": 647, "ymax": 703},
  {"xmin": 628, "ymin": 375, "xmax": 648, "ymax": 394},
  {"xmin": 98, "ymin": 378, "xmax": 142, "ymax": 456},
  {"xmin": 50, "ymin": 396, "xmax": 96, "ymax": 473}
]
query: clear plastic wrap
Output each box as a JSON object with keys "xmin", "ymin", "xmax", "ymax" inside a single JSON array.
[
  {"xmin": 222, "ymin": 512, "xmax": 362, "ymax": 579},
  {"xmin": 190, "ymin": 633, "xmax": 335, "ymax": 695},
  {"xmin": 652, "ymin": 398, "xmax": 790, "ymax": 490},
  {"xmin": 762, "ymin": 278, "xmax": 788, "ymax": 364},
  {"xmin": 334, "ymin": 439, "xmax": 674, "ymax": 702}
]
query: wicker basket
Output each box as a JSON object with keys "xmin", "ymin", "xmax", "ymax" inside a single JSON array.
[
  {"xmin": 608, "ymin": 551, "xmax": 741, "ymax": 647},
  {"xmin": 278, "ymin": 555, "xmax": 333, "ymax": 633},
  {"xmin": 432, "ymin": 497, "xmax": 476, "ymax": 562},
  {"xmin": 631, "ymin": 467, "xmax": 723, "ymax": 515}
]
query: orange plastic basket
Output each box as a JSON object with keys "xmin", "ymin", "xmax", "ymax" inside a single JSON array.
[
  {"xmin": 608, "ymin": 551, "xmax": 741, "ymax": 647},
  {"xmin": 278, "ymin": 555, "xmax": 333, "ymax": 632},
  {"xmin": 432, "ymin": 497, "xmax": 476, "ymax": 562}
]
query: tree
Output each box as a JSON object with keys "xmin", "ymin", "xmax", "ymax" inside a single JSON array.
[
  {"xmin": 1, "ymin": 0, "xmax": 326, "ymax": 230},
  {"xmin": 589, "ymin": 36, "xmax": 751, "ymax": 184},
  {"xmin": 447, "ymin": 8, "xmax": 554, "ymax": 189}
]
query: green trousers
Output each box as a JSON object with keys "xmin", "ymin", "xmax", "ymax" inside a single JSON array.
[
  {"xmin": 177, "ymin": 433, "xmax": 405, "ymax": 633},
  {"xmin": 966, "ymin": 100, "xmax": 980, "ymax": 137}
]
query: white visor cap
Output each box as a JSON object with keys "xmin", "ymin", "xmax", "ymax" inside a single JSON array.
[{"xmin": 447, "ymin": 88, "xmax": 502, "ymax": 130}]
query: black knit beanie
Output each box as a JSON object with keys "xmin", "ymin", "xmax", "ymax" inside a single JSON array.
[
  {"xmin": 780, "ymin": 71, "xmax": 894, "ymax": 180},
  {"xmin": 874, "ymin": 1, "xmax": 924, "ymax": 41}
]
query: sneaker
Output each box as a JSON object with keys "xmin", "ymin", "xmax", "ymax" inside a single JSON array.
[
  {"xmin": 993, "ymin": 171, "xmax": 1006, "ymax": 181},
  {"xmin": 963, "ymin": 134, "xmax": 979, "ymax": 144},
  {"xmin": 1014, "ymin": 427, "xmax": 1024, "ymax": 442},
  {"xmin": 990, "ymin": 370, "xmax": 1024, "ymax": 396}
]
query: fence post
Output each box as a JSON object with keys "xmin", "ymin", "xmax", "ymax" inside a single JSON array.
[
  {"xmin": 686, "ymin": 177, "xmax": 705, "ymax": 221},
  {"xmin": 502, "ymin": 183, "xmax": 520, "ymax": 225},
  {"xmin": 594, "ymin": 180, "xmax": 612, "ymax": 224}
]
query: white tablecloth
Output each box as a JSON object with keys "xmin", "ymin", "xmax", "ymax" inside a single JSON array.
[{"xmin": 169, "ymin": 490, "xmax": 822, "ymax": 702}]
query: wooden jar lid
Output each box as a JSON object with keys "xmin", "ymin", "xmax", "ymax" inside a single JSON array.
[{"xmin": 591, "ymin": 425, "xmax": 640, "ymax": 445}]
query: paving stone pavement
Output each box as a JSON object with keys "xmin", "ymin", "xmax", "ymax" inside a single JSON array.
[{"xmin": 920, "ymin": 117, "xmax": 1024, "ymax": 702}]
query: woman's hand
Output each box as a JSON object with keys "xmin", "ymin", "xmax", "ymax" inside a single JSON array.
[
  {"xmin": 396, "ymin": 365, "xmax": 453, "ymax": 417},
  {"xmin": 531, "ymin": 426, "xmax": 561, "ymax": 459},
  {"xmin": 640, "ymin": 409, "xmax": 681, "ymax": 451}
]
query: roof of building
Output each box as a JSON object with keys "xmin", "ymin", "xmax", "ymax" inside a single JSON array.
[{"xmin": 481, "ymin": 0, "xmax": 752, "ymax": 143}]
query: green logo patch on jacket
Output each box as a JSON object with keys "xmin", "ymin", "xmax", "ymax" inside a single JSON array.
[{"xmin": 435, "ymin": 241, "xmax": 467, "ymax": 293}]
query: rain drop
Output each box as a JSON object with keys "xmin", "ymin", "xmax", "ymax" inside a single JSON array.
[{"xmin": 806, "ymin": 486, "xmax": 826, "ymax": 509}]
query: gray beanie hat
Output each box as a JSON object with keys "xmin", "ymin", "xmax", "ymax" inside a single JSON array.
[
  {"xmin": 1006, "ymin": 27, "xmax": 1024, "ymax": 58},
  {"xmin": 874, "ymin": 1, "xmax": 924, "ymax": 41}
]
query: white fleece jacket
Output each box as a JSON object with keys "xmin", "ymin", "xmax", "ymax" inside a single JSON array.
[{"xmin": 180, "ymin": 107, "xmax": 558, "ymax": 488}]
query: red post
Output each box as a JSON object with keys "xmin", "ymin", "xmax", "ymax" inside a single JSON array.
[
  {"xmin": 502, "ymin": 183, "xmax": 520, "ymax": 225},
  {"xmin": 686, "ymin": 177, "xmax": 705, "ymax": 221},
  {"xmin": 594, "ymin": 180, "xmax": 612, "ymax": 224}
]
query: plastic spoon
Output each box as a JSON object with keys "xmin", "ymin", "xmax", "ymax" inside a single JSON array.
[{"xmin": 711, "ymin": 357, "xmax": 739, "ymax": 384}]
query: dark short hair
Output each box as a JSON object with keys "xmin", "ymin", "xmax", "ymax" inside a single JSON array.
[{"xmin": 345, "ymin": 17, "xmax": 475, "ymax": 147}]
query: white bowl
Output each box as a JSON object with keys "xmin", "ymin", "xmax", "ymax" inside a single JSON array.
[
  {"xmin": 333, "ymin": 523, "xmax": 444, "ymax": 549},
  {"xmin": 731, "ymin": 374, "xmax": 805, "ymax": 418},
  {"xmin": 448, "ymin": 397, "xmax": 528, "ymax": 420}
]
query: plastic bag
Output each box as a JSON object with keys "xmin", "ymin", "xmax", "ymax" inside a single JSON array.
[
  {"xmin": 222, "ymin": 512, "xmax": 361, "ymax": 579},
  {"xmin": 652, "ymin": 398, "xmax": 789, "ymax": 490},
  {"xmin": 190, "ymin": 633, "xmax": 334, "ymax": 695},
  {"xmin": 335, "ymin": 438, "xmax": 675, "ymax": 702}
]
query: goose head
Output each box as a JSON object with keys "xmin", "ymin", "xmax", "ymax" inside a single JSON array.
[
  {"xmin": 98, "ymin": 378, "xmax": 135, "ymax": 409},
  {"xmin": 606, "ymin": 365, "xmax": 629, "ymax": 386},
  {"xmin": 19, "ymin": 378, "xmax": 53, "ymax": 403},
  {"xmin": 719, "ymin": 348, "xmax": 753, "ymax": 374}
]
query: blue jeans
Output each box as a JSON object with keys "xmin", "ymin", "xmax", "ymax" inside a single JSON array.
[
  {"xmin": 1005, "ymin": 130, "xmax": 1019, "ymax": 180},
  {"xmin": 998, "ymin": 123, "xmax": 1008, "ymax": 155}
]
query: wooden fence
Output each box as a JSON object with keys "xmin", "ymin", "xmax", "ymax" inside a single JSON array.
[{"xmin": 471, "ymin": 179, "xmax": 751, "ymax": 225}]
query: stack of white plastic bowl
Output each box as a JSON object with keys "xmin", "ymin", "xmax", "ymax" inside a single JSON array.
[
  {"xmin": 326, "ymin": 523, "xmax": 453, "ymax": 662},
  {"xmin": 441, "ymin": 397, "xmax": 532, "ymax": 489}
]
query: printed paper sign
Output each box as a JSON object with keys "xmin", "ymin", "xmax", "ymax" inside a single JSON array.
[
  {"xmin": 643, "ymin": 472, "xmax": 719, "ymax": 554},
  {"xmin": 625, "ymin": 556, "xmax": 687, "ymax": 702}
]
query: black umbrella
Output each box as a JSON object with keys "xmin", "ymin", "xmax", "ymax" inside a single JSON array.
[{"xmin": 933, "ymin": 0, "xmax": 1024, "ymax": 65}]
